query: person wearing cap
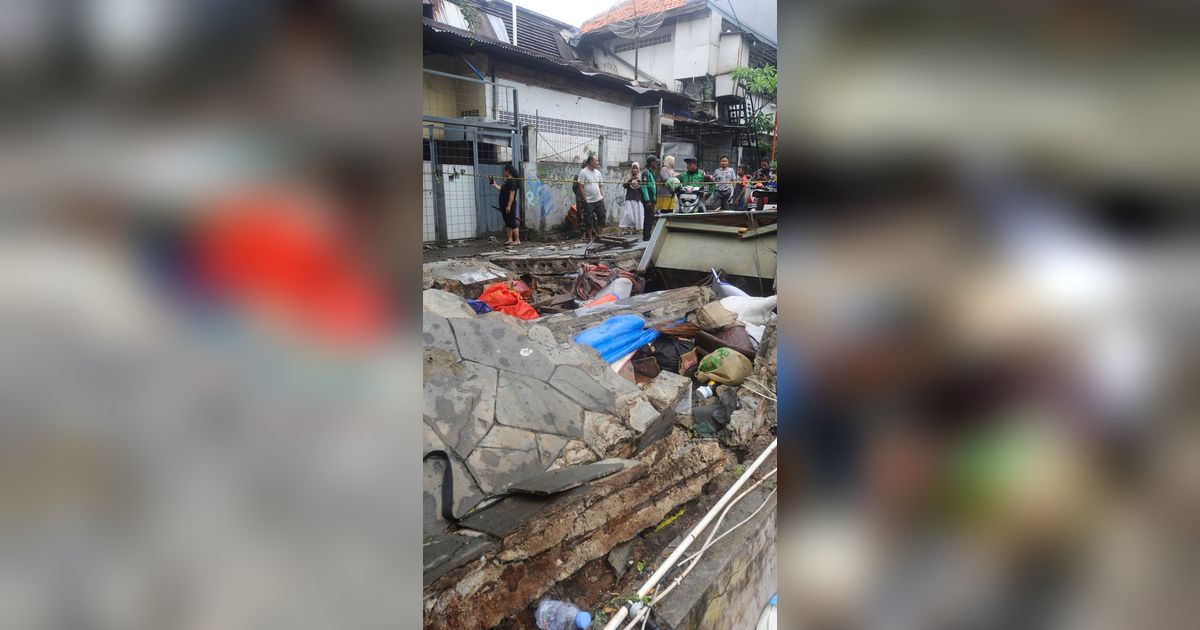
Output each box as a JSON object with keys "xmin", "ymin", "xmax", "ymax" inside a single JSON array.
[
  {"xmin": 677, "ymin": 157, "xmax": 709, "ymax": 190},
  {"xmin": 640, "ymin": 155, "xmax": 659, "ymax": 241}
]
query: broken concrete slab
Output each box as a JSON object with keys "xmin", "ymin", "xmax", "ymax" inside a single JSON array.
[
  {"xmin": 582, "ymin": 411, "xmax": 635, "ymax": 458},
  {"xmin": 423, "ymin": 289, "xmax": 477, "ymax": 319},
  {"xmin": 536, "ymin": 433, "xmax": 569, "ymax": 468},
  {"xmin": 494, "ymin": 371, "xmax": 584, "ymax": 439},
  {"xmin": 423, "ymin": 533, "xmax": 497, "ymax": 588},
  {"xmin": 423, "ymin": 360, "xmax": 497, "ymax": 461},
  {"xmin": 423, "ymin": 259, "xmax": 515, "ymax": 299},
  {"xmin": 423, "ymin": 427, "xmax": 484, "ymax": 535},
  {"xmin": 449, "ymin": 317, "xmax": 556, "ymax": 381},
  {"xmin": 466, "ymin": 424, "xmax": 545, "ymax": 495},
  {"xmin": 642, "ymin": 370, "xmax": 692, "ymax": 412},
  {"xmin": 423, "ymin": 429, "xmax": 731, "ymax": 629},
  {"xmin": 634, "ymin": 404, "xmax": 679, "ymax": 457},
  {"xmin": 538, "ymin": 286, "xmax": 714, "ymax": 343},
  {"xmin": 626, "ymin": 397, "xmax": 661, "ymax": 433},
  {"xmin": 422, "ymin": 312, "xmax": 460, "ymax": 357},
  {"xmin": 507, "ymin": 459, "xmax": 637, "ymax": 495},
  {"xmin": 457, "ymin": 493, "xmax": 560, "ymax": 539},
  {"xmin": 549, "ymin": 440, "xmax": 600, "ymax": 470},
  {"xmin": 550, "ymin": 364, "xmax": 619, "ymax": 414}
]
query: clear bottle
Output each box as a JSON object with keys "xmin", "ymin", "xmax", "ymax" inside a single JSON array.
[{"xmin": 535, "ymin": 599, "xmax": 592, "ymax": 629}]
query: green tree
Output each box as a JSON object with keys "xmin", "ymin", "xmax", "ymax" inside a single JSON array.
[{"xmin": 729, "ymin": 65, "xmax": 777, "ymax": 135}]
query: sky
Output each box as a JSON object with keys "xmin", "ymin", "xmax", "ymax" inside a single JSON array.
[{"xmin": 510, "ymin": 0, "xmax": 622, "ymax": 28}]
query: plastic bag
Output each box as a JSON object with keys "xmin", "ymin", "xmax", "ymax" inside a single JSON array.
[
  {"xmin": 696, "ymin": 301, "xmax": 738, "ymax": 332},
  {"xmin": 637, "ymin": 337, "xmax": 695, "ymax": 374},
  {"xmin": 719, "ymin": 295, "xmax": 777, "ymax": 327},
  {"xmin": 695, "ymin": 347, "xmax": 753, "ymax": 385},
  {"xmin": 478, "ymin": 282, "xmax": 539, "ymax": 321},
  {"xmin": 467, "ymin": 299, "xmax": 492, "ymax": 314},
  {"xmin": 573, "ymin": 315, "xmax": 660, "ymax": 364}
]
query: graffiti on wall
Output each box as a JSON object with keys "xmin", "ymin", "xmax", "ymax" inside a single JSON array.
[{"xmin": 524, "ymin": 176, "xmax": 554, "ymax": 221}]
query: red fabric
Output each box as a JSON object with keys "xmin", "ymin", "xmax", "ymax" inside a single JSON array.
[
  {"xmin": 478, "ymin": 283, "xmax": 540, "ymax": 320},
  {"xmin": 192, "ymin": 189, "xmax": 389, "ymax": 347},
  {"xmin": 580, "ymin": 293, "xmax": 619, "ymax": 309}
]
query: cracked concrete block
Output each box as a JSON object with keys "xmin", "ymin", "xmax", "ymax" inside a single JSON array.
[
  {"xmin": 536, "ymin": 434, "xmax": 569, "ymax": 468},
  {"xmin": 641, "ymin": 370, "xmax": 691, "ymax": 412},
  {"xmin": 627, "ymin": 398, "xmax": 661, "ymax": 433},
  {"xmin": 549, "ymin": 440, "xmax": 600, "ymax": 470},
  {"xmin": 495, "ymin": 372, "xmax": 584, "ymax": 438},
  {"xmin": 450, "ymin": 317, "xmax": 556, "ymax": 380},
  {"xmin": 466, "ymin": 424, "xmax": 544, "ymax": 495},
  {"xmin": 423, "ymin": 312, "xmax": 459, "ymax": 356},
  {"xmin": 423, "ymin": 361, "xmax": 497, "ymax": 460},
  {"xmin": 550, "ymin": 365, "xmax": 619, "ymax": 413},
  {"xmin": 583, "ymin": 411, "xmax": 634, "ymax": 457},
  {"xmin": 724, "ymin": 408, "xmax": 762, "ymax": 448},
  {"xmin": 423, "ymin": 289, "xmax": 478, "ymax": 319},
  {"xmin": 423, "ymin": 427, "xmax": 484, "ymax": 534}
]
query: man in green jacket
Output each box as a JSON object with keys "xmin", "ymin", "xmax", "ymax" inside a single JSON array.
[{"xmin": 640, "ymin": 155, "xmax": 659, "ymax": 241}]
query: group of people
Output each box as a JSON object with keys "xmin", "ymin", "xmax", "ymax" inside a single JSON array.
[
  {"xmin": 486, "ymin": 153, "xmax": 776, "ymax": 247},
  {"xmin": 576, "ymin": 153, "xmax": 778, "ymax": 242}
]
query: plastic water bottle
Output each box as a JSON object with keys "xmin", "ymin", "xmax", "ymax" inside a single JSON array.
[{"xmin": 535, "ymin": 600, "xmax": 592, "ymax": 629}]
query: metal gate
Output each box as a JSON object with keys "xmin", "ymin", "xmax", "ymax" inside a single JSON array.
[{"xmin": 423, "ymin": 124, "xmax": 521, "ymax": 243}]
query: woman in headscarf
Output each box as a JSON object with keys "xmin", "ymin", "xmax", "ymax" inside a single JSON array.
[
  {"xmin": 657, "ymin": 156, "xmax": 677, "ymax": 213},
  {"xmin": 619, "ymin": 162, "xmax": 644, "ymax": 234}
]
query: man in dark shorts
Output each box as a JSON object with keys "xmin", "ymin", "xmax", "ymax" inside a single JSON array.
[{"xmin": 577, "ymin": 153, "xmax": 606, "ymax": 240}]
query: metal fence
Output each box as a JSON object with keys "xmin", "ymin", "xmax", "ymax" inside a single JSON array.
[{"xmin": 423, "ymin": 124, "xmax": 520, "ymax": 243}]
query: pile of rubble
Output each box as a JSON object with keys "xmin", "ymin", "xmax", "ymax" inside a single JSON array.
[{"xmin": 423, "ymin": 248, "xmax": 777, "ymax": 629}]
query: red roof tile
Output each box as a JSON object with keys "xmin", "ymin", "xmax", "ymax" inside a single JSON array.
[{"xmin": 579, "ymin": 0, "xmax": 690, "ymax": 35}]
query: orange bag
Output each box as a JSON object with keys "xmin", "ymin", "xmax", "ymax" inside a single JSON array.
[{"xmin": 478, "ymin": 282, "xmax": 540, "ymax": 320}]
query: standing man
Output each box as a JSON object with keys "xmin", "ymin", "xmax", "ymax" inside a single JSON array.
[
  {"xmin": 712, "ymin": 155, "xmax": 737, "ymax": 210},
  {"xmin": 640, "ymin": 155, "xmax": 659, "ymax": 241},
  {"xmin": 578, "ymin": 153, "xmax": 606, "ymax": 241}
]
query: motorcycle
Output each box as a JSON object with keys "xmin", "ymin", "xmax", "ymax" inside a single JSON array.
[{"xmin": 676, "ymin": 185, "xmax": 707, "ymax": 214}]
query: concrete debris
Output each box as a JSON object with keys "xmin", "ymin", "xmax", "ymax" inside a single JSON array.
[
  {"xmin": 423, "ymin": 306, "xmax": 665, "ymax": 521},
  {"xmin": 641, "ymin": 370, "xmax": 691, "ymax": 412},
  {"xmin": 538, "ymin": 286, "xmax": 714, "ymax": 343},
  {"xmin": 423, "ymin": 289, "xmax": 477, "ymax": 319},
  {"xmin": 423, "ymin": 428, "xmax": 730, "ymax": 629},
  {"xmin": 423, "ymin": 259, "xmax": 515, "ymax": 299}
]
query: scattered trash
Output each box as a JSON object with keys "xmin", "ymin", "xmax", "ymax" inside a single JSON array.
[
  {"xmin": 478, "ymin": 282, "xmax": 539, "ymax": 320},
  {"xmin": 719, "ymin": 295, "xmax": 778, "ymax": 327},
  {"xmin": 696, "ymin": 301, "xmax": 739, "ymax": 332},
  {"xmin": 711, "ymin": 268, "xmax": 751, "ymax": 298},
  {"xmin": 573, "ymin": 315, "xmax": 660, "ymax": 364},
  {"xmin": 635, "ymin": 337, "xmax": 695, "ymax": 374},
  {"xmin": 466, "ymin": 299, "xmax": 492, "ymax": 315},
  {"xmin": 535, "ymin": 599, "xmax": 591, "ymax": 630},
  {"xmin": 573, "ymin": 263, "xmax": 643, "ymax": 301},
  {"xmin": 695, "ymin": 347, "xmax": 754, "ymax": 386},
  {"xmin": 696, "ymin": 325, "xmax": 758, "ymax": 362}
]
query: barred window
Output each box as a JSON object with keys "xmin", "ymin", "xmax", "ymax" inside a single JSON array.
[
  {"xmin": 496, "ymin": 111, "xmax": 626, "ymax": 142},
  {"xmin": 612, "ymin": 32, "xmax": 672, "ymax": 54}
]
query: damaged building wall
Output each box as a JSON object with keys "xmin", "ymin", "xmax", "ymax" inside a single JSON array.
[{"xmin": 525, "ymin": 161, "xmax": 628, "ymax": 233}]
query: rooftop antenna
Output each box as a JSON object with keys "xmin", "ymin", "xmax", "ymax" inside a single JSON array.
[{"xmin": 609, "ymin": 1, "xmax": 665, "ymax": 86}]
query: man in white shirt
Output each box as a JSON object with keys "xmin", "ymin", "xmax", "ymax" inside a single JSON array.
[
  {"xmin": 577, "ymin": 153, "xmax": 606, "ymax": 241},
  {"xmin": 712, "ymin": 155, "xmax": 737, "ymax": 210}
]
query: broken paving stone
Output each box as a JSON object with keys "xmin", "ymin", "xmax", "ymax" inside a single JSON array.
[
  {"xmin": 449, "ymin": 317, "xmax": 556, "ymax": 381},
  {"xmin": 423, "ymin": 312, "xmax": 459, "ymax": 356},
  {"xmin": 495, "ymin": 372, "xmax": 584, "ymax": 438},
  {"xmin": 507, "ymin": 459, "xmax": 637, "ymax": 495},
  {"xmin": 626, "ymin": 398, "xmax": 661, "ymax": 433},
  {"xmin": 583, "ymin": 411, "xmax": 635, "ymax": 457},
  {"xmin": 536, "ymin": 433, "xmax": 569, "ymax": 468},
  {"xmin": 423, "ymin": 259, "xmax": 514, "ymax": 299},
  {"xmin": 423, "ymin": 289, "xmax": 477, "ymax": 319},
  {"xmin": 456, "ymin": 494, "xmax": 558, "ymax": 539},
  {"xmin": 641, "ymin": 370, "xmax": 691, "ymax": 412},
  {"xmin": 423, "ymin": 361, "xmax": 497, "ymax": 460},
  {"xmin": 549, "ymin": 440, "xmax": 600, "ymax": 470},
  {"xmin": 607, "ymin": 539, "xmax": 637, "ymax": 578},
  {"xmin": 423, "ymin": 427, "xmax": 483, "ymax": 534},
  {"xmin": 549, "ymin": 364, "xmax": 619, "ymax": 414},
  {"xmin": 633, "ymin": 404, "xmax": 678, "ymax": 457},
  {"xmin": 423, "ymin": 533, "xmax": 496, "ymax": 587}
]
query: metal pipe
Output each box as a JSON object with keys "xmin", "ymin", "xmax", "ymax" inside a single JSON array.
[{"xmin": 600, "ymin": 438, "xmax": 778, "ymax": 630}]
